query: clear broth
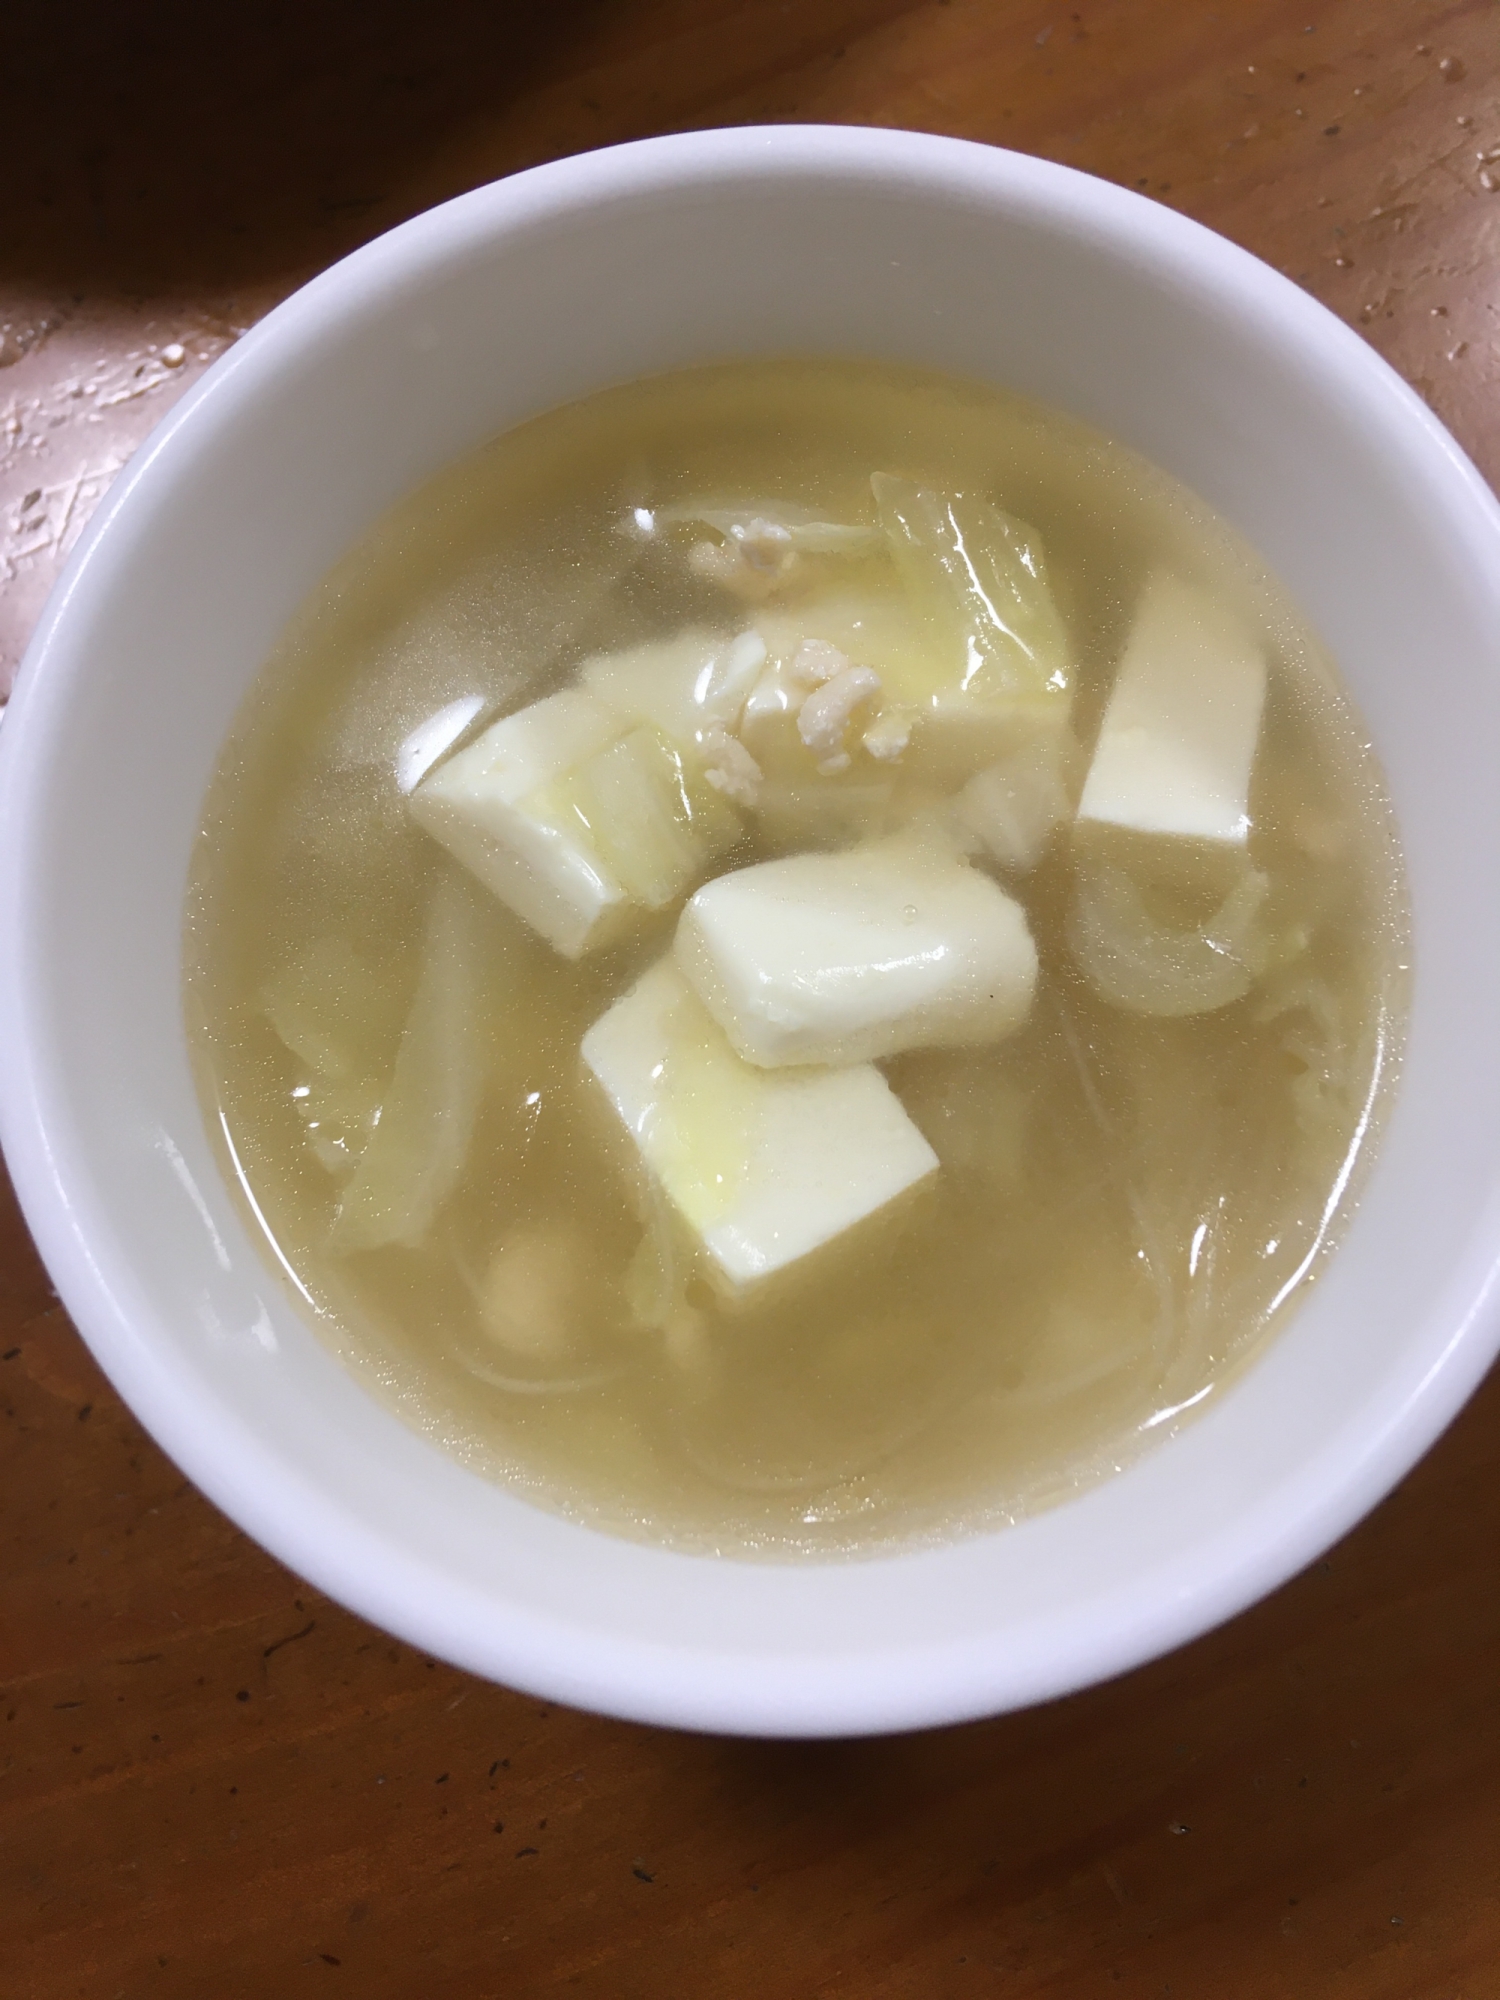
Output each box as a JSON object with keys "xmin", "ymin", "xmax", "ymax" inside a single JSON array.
[{"xmin": 187, "ymin": 359, "xmax": 1408, "ymax": 1556}]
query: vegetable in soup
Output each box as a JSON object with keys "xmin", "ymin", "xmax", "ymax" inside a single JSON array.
[{"xmin": 186, "ymin": 359, "xmax": 1408, "ymax": 1555}]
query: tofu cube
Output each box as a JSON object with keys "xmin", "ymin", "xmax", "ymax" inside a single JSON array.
[
  {"xmin": 411, "ymin": 683, "xmax": 742, "ymax": 958},
  {"xmin": 581, "ymin": 628, "xmax": 767, "ymax": 746},
  {"xmin": 753, "ymin": 593, "xmax": 1066, "ymax": 790},
  {"xmin": 410, "ymin": 687, "xmax": 630, "ymax": 958},
  {"xmin": 674, "ymin": 838, "xmax": 1038, "ymax": 1068},
  {"xmin": 582, "ymin": 960, "xmax": 938, "ymax": 1290},
  {"xmin": 1077, "ymin": 572, "xmax": 1267, "ymax": 846}
]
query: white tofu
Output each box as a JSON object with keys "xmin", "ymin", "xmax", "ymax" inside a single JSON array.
[
  {"xmin": 1077, "ymin": 572, "xmax": 1267, "ymax": 846},
  {"xmin": 395, "ymin": 694, "xmax": 487, "ymax": 795},
  {"xmin": 754, "ymin": 592, "xmax": 934, "ymax": 692},
  {"xmin": 410, "ymin": 687, "xmax": 630, "ymax": 958},
  {"xmin": 582, "ymin": 959, "xmax": 938, "ymax": 1290},
  {"xmin": 753, "ymin": 592, "xmax": 1064, "ymax": 789},
  {"xmin": 581, "ymin": 628, "xmax": 766, "ymax": 746},
  {"xmin": 674, "ymin": 838, "xmax": 1038, "ymax": 1068},
  {"xmin": 412, "ymin": 673, "xmax": 744, "ymax": 957}
]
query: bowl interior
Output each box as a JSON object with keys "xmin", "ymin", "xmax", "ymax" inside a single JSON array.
[{"xmin": 5, "ymin": 128, "xmax": 1500, "ymax": 1736}]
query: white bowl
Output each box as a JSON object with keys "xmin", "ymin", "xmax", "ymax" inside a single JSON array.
[{"xmin": 4, "ymin": 127, "xmax": 1500, "ymax": 1738}]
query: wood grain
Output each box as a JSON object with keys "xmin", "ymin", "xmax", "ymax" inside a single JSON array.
[{"xmin": 4, "ymin": 4, "xmax": 1498, "ymax": 1994}]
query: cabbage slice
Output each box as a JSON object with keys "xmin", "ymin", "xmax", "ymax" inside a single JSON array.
[
  {"xmin": 260, "ymin": 934, "xmax": 398, "ymax": 1082},
  {"xmin": 259, "ymin": 935, "xmax": 407, "ymax": 1177},
  {"xmin": 538, "ymin": 724, "xmax": 742, "ymax": 911},
  {"xmin": 655, "ymin": 500, "xmax": 882, "ymax": 556},
  {"xmin": 1256, "ymin": 967, "xmax": 1353, "ymax": 1141},
  {"xmin": 330, "ymin": 874, "xmax": 487, "ymax": 1251},
  {"xmin": 1067, "ymin": 861, "xmax": 1271, "ymax": 1018},
  {"xmin": 871, "ymin": 474, "xmax": 1071, "ymax": 705}
]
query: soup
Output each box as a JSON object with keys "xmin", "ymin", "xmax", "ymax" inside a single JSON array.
[{"xmin": 186, "ymin": 359, "xmax": 1407, "ymax": 1556}]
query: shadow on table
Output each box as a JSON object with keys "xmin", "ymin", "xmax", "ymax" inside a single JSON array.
[
  {"xmin": 2, "ymin": 0, "xmax": 618, "ymax": 299},
  {"xmin": 700, "ymin": 1363, "xmax": 1500, "ymax": 1960}
]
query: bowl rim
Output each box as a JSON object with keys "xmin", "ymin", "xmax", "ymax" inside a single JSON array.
[{"xmin": 5, "ymin": 122, "xmax": 1500, "ymax": 1737}]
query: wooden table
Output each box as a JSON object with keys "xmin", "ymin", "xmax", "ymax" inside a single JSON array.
[{"xmin": 4, "ymin": 4, "xmax": 1498, "ymax": 1993}]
